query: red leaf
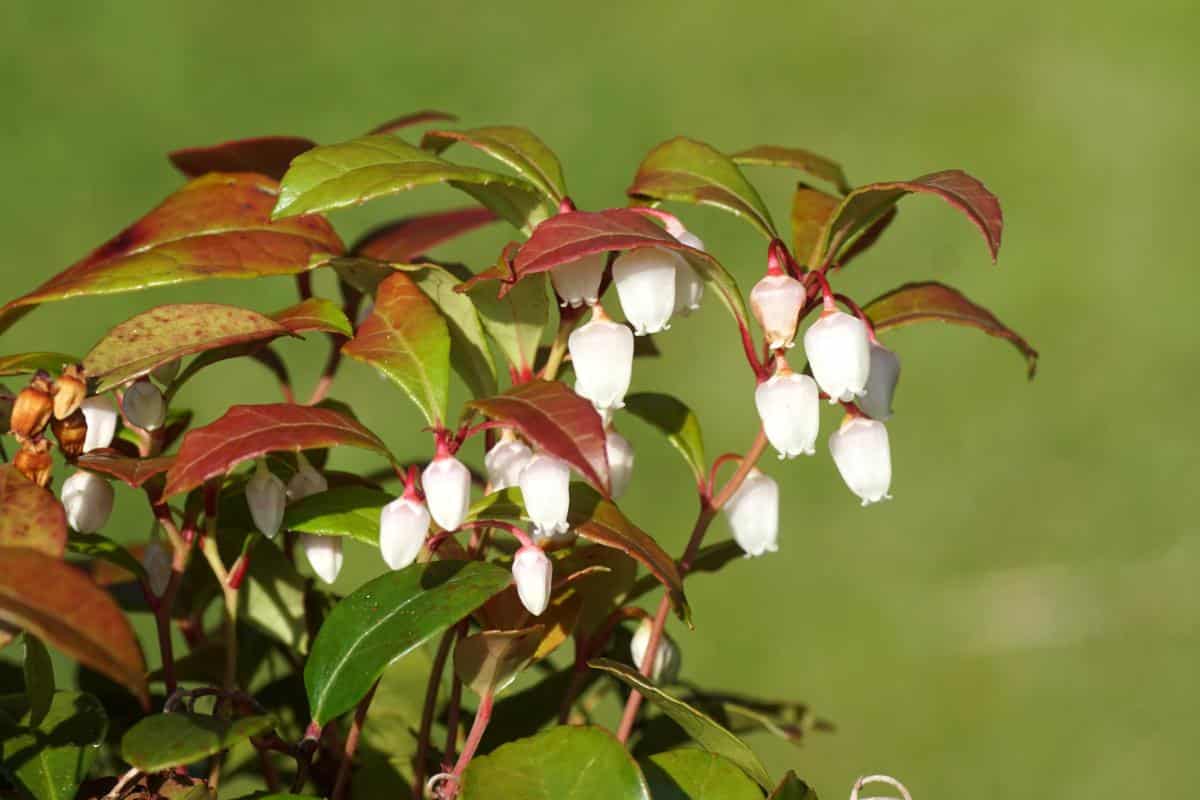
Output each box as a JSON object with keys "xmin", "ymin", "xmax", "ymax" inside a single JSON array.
[
  {"xmin": 76, "ymin": 451, "xmax": 177, "ymax": 489},
  {"xmin": 0, "ymin": 465, "xmax": 67, "ymax": 558},
  {"xmin": 168, "ymin": 136, "xmax": 317, "ymax": 181},
  {"xmin": 162, "ymin": 404, "xmax": 392, "ymax": 499},
  {"xmin": 366, "ymin": 109, "xmax": 458, "ymax": 136},
  {"xmin": 732, "ymin": 144, "xmax": 851, "ymax": 195},
  {"xmin": 468, "ymin": 380, "xmax": 610, "ymax": 496},
  {"xmin": 271, "ymin": 297, "xmax": 353, "ymax": 337},
  {"xmin": 353, "ymin": 207, "xmax": 498, "ymax": 262}
]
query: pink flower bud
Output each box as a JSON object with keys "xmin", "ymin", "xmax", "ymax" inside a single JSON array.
[
  {"xmin": 122, "ymin": 379, "xmax": 166, "ymax": 431},
  {"xmin": 80, "ymin": 395, "xmax": 118, "ymax": 452},
  {"xmin": 568, "ymin": 308, "xmax": 633, "ymax": 411},
  {"xmin": 512, "ymin": 545, "xmax": 552, "ymax": 616},
  {"xmin": 858, "ymin": 342, "xmax": 901, "ymax": 421},
  {"xmin": 803, "ymin": 310, "xmax": 871, "ymax": 403},
  {"xmin": 60, "ymin": 470, "xmax": 114, "ymax": 534},
  {"xmin": 605, "ymin": 428, "xmax": 635, "ymax": 499},
  {"xmin": 672, "ymin": 231, "xmax": 705, "ymax": 315},
  {"xmin": 630, "ymin": 617, "xmax": 681, "ymax": 684},
  {"xmin": 379, "ymin": 496, "xmax": 430, "ymax": 570},
  {"xmin": 246, "ymin": 461, "xmax": 287, "ymax": 539},
  {"xmin": 750, "ymin": 273, "xmax": 806, "ymax": 350},
  {"xmin": 829, "ymin": 416, "xmax": 892, "ymax": 506},
  {"xmin": 612, "ymin": 248, "xmax": 677, "ymax": 335},
  {"xmin": 286, "ymin": 453, "xmax": 328, "ymax": 502},
  {"xmin": 518, "ymin": 453, "xmax": 571, "ymax": 538},
  {"xmin": 724, "ymin": 468, "xmax": 779, "ymax": 557},
  {"xmin": 422, "ymin": 454, "xmax": 471, "ymax": 531},
  {"xmin": 550, "ymin": 252, "xmax": 607, "ymax": 308},
  {"xmin": 755, "ymin": 365, "xmax": 819, "ymax": 459},
  {"xmin": 484, "ymin": 433, "xmax": 532, "ymax": 492},
  {"xmin": 301, "ymin": 533, "xmax": 344, "ymax": 584},
  {"xmin": 142, "ymin": 540, "xmax": 172, "ymax": 597}
]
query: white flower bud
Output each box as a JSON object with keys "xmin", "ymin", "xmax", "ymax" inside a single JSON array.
[
  {"xmin": 755, "ymin": 368, "xmax": 820, "ymax": 459},
  {"xmin": 80, "ymin": 395, "xmax": 118, "ymax": 452},
  {"xmin": 724, "ymin": 468, "xmax": 779, "ymax": 557},
  {"xmin": 803, "ymin": 310, "xmax": 871, "ymax": 403},
  {"xmin": 518, "ymin": 453, "xmax": 571, "ymax": 537},
  {"xmin": 858, "ymin": 342, "xmax": 901, "ymax": 421},
  {"xmin": 246, "ymin": 461, "xmax": 287, "ymax": 539},
  {"xmin": 672, "ymin": 231, "xmax": 705, "ymax": 315},
  {"xmin": 829, "ymin": 416, "xmax": 892, "ymax": 506},
  {"xmin": 612, "ymin": 248, "xmax": 677, "ymax": 335},
  {"xmin": 484, "ymin": 433, "xmax": 532, "ymax": 492},
  {"xmin": 569, "ymin": 309, "xmax": 633, "ymax": 411},
  {"xmin": 512, "ymin": 545, "xmax": 552, "ymax": 616},
  {"xmin": 286, "ymin": 453, "xmax": 328, "ymax": 502},
  {"xmin": 122, "ymin": 379, "xmax": 166, "ymax": 431},
  {"xmin": 630, "ymin": 617, "xmax": 681, "ymax": 684},
  {"xmin": 379, "ymin": 495, "xmax": 430, "ymax": 570},
  {"xmin": 422, "ymin": 455, "xmax": 471, "ymax": 531},
  {"xmin": 301, "ymin": 533, "xmax": 343, "ymax": 584},
  {"xmin": 142, "ymin": 539, "xmax": 172, "ymax": 597},
  {"xmin": 151, "ymin": 359, "xmax": 180, "ymax": 385},
  {"xmin": 605, "ymin": 428, "xmax": 635, "ymax": 499},
  {"xmin": 550, "ymin": 252, "xmax": 607, "ymax": 308},
  {"xmin": 750, "ymin": 273, "xmax": 806, "ymax": 349},
  {"xmin": 60, "ymin": 470, "xmax": 114, "ymax": 534}
]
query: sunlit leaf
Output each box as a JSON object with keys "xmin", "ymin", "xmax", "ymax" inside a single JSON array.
[
  {"xmin": 769, "ymin": 771, "xmax": 820, "ymax": 800},
  {"xmin": 282, "ymin": 485, "xmax": 392, "ymax": 546},
  {"xmin": 641, "ymin": 749, "xmax": 764, "ymax": 800},
  {"xmin": 353, "ymin": 207, "xmax": 497, "ymax": 262},
  {"xmin": 423, "ymin": 126, "xmax": 567, "ymax": 202},
  {"xmin": 270, "ymin": 297, "xmax": 353, "ymax": 337},
  {"xmin": 467, "ymin": 254, "xmax": 548, "ymax": 373},
  {"xmin": 121, "ymin": 713, "xmax": 274, "ymax": 772},
  {"xmin": 790, "ymin": 185, "xmax": 840, "ymax": 267},
  {"xmin": 168, "ymin": 135, "xmax": 317, "ymax": 180},
  {"xmin": 407, "ymin": 263, "xmax": 497, "ymax": 398},
  {"xmin": 0, "ymin": 465, "xmax": 67, "ymax": 558},
  {"xmin": 238, "ymin": 540, "xmax": 309, "ymax": 653},
  {"xmin": 732, "ymin": 144, "xmax": 851, "ymax": 194},
  {"xmin": 67, "ymin": 532, "xmax": 148, "ymax": 582},
  {"xmin": 623, "ymin": 393, "xmax": 707, "ymax": 487},
  {"xmin": 0, "ymin": 691, "xmax": 107, "ymax": 800},
  {"xmin": 75, "ymin": 451, "xmax": 175, "ymax": 489},
  {"xmin": 0, "ymin": 352, "xmax": 76, "ymax": 377}
]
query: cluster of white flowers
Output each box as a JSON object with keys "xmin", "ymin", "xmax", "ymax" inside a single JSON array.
[{"xmin": 59, "ymin": 395, "xmax": 119, "ymax": 536}]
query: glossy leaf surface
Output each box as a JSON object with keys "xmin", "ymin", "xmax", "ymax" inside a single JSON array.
[
  {"xmin": 733, "ymin": 144, "xmax": 851, "ymax": 194},
  {"xmin": 423, "ymin": 125, "xmax": 567, "ymax": 201},
  {"xmin": 168, "ymin": 135, "xmax": 316, "ymax": 180},
  {"xmin": 0, "ymin": 465, "xmax": 67, "ymax": 558},
  {"xmin": 271, "ymin": 297, "xmax": 354, "ymax": 337},
  {"xmin": 353, "ymin": 207, "xmax": 497, "ymax": 261},
  {"xmin": 67, "ymin": 533, "xmax": 148, "ymax": 582},
  {"xmin": 623, "ymin": 393, "xmax": 707, "ymax": 486},
  {"xmin": 121, "ymin": 713, "xmax": 274, "ymax": 771},
  {"xmin": 282, "ymin": 485, "xmax": 392, "ymax": 546},
  {"xmin": 642, "ymin": 749, "xmax": 764, "ymax": 800},
  {"xmin": 408, "ymin": 263, "xmax": 497, "ymax": 398},
  {"xmin": 467, "ymin": 264, "xmax": 548, "ymax": 372},
  {"xmin": 75, "ymin": 452, "xmax": 175, "ymax": 489},
  {"xmin": 0, "ymin": 691, "xmax": 107, "ymax": 800}
]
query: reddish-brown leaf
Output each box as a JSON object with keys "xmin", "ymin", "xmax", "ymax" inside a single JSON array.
[
  {"xmin": 366, "ymin": 109, "xmax": 458, "ymax": 136},
  {"xmin": 0, "ymin": 547, "xmax": 148, "ymax": 707},
  {"xmin": 270, "ymin": 297, "xmax": 353, "ymax": 337},
  {"xmin": 790, "ymin": 185, "xmax": 840, "ymax": 267},
  {"xmin": 468, "ymin": 380, "xmax": 610, "ymax": 495},
  {"xmin": 168, "ymin": 136, "xmax": 317, "ymax": 180},
  {"xmin": 76, "ymin": 451, "xmax": 177, "ymax": 489},
  {"xmin": 0, "ymin": 465, "xmax": 67, "ymax": 558},
  {"xmin": 353, "ymin": 207, "xmax": 498, "ymax": 262},
  {"xmin": 864, "ymin": 281, "xmax": 1038, "ymax": 378},
  {"xmin": 732, "ymin": 144, "xmax": 852, "ymax": 194},
  {"xmin": 162, "ymin": 404, "xmax": 392, "ymax": 499}
]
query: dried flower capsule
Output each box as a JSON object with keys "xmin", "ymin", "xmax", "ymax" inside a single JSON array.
[
  {"xmin": 286, "ymin": 453, "xmax": 328, "ymax": 502},
  {"xmin": 422, "ymin": 453, "xmax": 471, "ymax": 531},
  {"xmin": 14, "ymin": 437, "xmax": 53, "ymax": 487},
  {"xmin": 61, "ymin": 470, "xmax": 114, "ymax": 533},
  {"xmin": 246, "ymin": 461, "xmax": 287, "ymax": 539},
  {"xmin": 301, "ymin": 534, "xmax": 343, "ymax": 584},
  {"xmin": 630, "ymin": 617, "xmax": 681, "ymax": 684},
  {"xmin": 672, "ymin": 231, "xmax": 705, "ymax": 315},
  {"xmin": 829, "ymin": 415, "xmax": 892, "ymax": 506},
  {"xmin": 512, "ymin": 545, "xmax": 552, "ymax": 616},
  {"xmin": 569, "ymin": 306, "xmax": 634, "ymax": 411},
  {"xmin": 612, "ymin": 248, "xmax": 677, "ymax": 335},
  {"xmin": 803, "ymin": 310, "xmax": 871, "ymax": 403},
  {"xmin": 379, "ymin": 495, "xmax": 431, "ymax": 570},
  {"xmin": 605, "ymin": 428, "xmax": 635, "ymax": 499},
  {"xmin": 50, "ymin": 408, "xmax": 88, "ymax": 459},
  {"xmin": 11, "ymin": 375, "xmax": 53, "ymax": 440},
  {"xmin": 755, "ymin": 362, "xmax": 819, "ymax": 459},
  {"xmin": 750, "ymin": 273, "xmax": 806, "ymax": 350},
  {"xmin": 724, "ymin": 468, "xmax": 780, "ymax": 557},
  {"xmin": 519, "ymin": 453, "xmax": 571, "ymax": 537},
  {"xmin": 142, "ymin": 539, "xmax": 172, "ymax": 597},
  {"xmin": 52, "ymin": 365, "xmax": 86, "ymax": 420},
  {"xmin": 122, "ymin": 379, "xmax": 166, "ymax": 431},
  {"xmin": 550, "ymin": 252, "xmax": 607, "ymax": 308},
  {"xmin": 858, "ymin": 342, "xmax": 901, "ymax": 421},
  {"xmin": 484, "ymin": 431, "xmax": 532, "ymax": 492},
  {"xmin": 80, "ymin": 395, "xmax": 118, "ymax": 453}
]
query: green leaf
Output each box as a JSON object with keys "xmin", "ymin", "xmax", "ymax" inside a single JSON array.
[
  {"xmin": 453, "ymin": 626, "xmax": 544, "ymax": 696},
  {"xmin": 121, "ymin": 713, "xmax": 274, "ymax": 772},
  {"xmin": 282, "ymin": 485, "xmax": 392, "ymax": 546},
  {"xmin": 423, "ymin": 125, "xmax": 567, "ymax": 202},
  {"xmin": 468, "ymin": 268, "xmax": 549, "ymax": 373},
  {"xmin": 459, "ymin": 725, "xmax": 650, "ymax": 800},
  {"xmin": 790, "ymin": 185, "xmax": 840, "ymax": 267},
  {"xmin": 732, "ymin": 144, "xmax": 851, "ymax": 195},
  {"xmin": 0, "ymin": 691, "xmax": 108, "ymax": 800},
  {"xmin": 0, "ymin": 465, "xmax": 68, "ymax": 558},
  {"xmin": 239, "ymin": 540, "xmax": 310, "ymax": 653},
  {"xmin": 0, "ymin": 352, "xmax": 76, "ymax": 377},
  {"xmin": 628, "ymin": 137, "xmax": 777, "ymax": 238},
  {"xmin": 342, "ymin": 271, "xmax": 450, "ymax": 426},
  {"xmin": 271, "ymin": 296, "xmax": 354, "ymax": 337},
  {"xmin": 642, "ymin": 749, "xmax": 764, "ymax": 800},
  {"xmin": 769, "ymin": 772, "xmax": 819, "ymax": 800},
  {"xmin": 22, "ymin": 634, "xmax": 54, "ymax": 726},
  {"xmin": 452, "ymin": 180, "xmax": 551, "ymax": 235},
  {"xmin": 304, "ymin": 560, "xmax": 512, "ymax": 724},
  {"xmin": 590, "ymin": 658, "xmax": 772, "ymax": 789},
  {"xmin": 623, "ymin": 393, "xmax": 707, "ymax": 486},
  {"xmin": 406, "ymin": 263, "xmax": 498, "ymax": 399}
]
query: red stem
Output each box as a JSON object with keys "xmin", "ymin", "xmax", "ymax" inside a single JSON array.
[{"xmin": 447, "ymin": 692, "xmax": 494, "ymax": 794}]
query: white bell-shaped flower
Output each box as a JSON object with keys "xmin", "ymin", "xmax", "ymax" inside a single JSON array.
[
  {"xmin": 142, "ymin": 539, "xmax": 172, "ymax": 597},
  {"xmin": 286, "ymin": 453, "xmax": 328, "ymax": 502},
  {"xmin": 550, "ymin": 252, "xmax": 607, "ymax": 308},
  {"xmin": 80, "ymin": 395, "xmax": 118, "ymax": 453},
  {"xmin": 512, "ymin": 545, "xmax": 552, "ymax": 616},
  {"xmin": 422, "ymin": 454, "xmax": 471, "ymax": 531},
  {"xmin": 301, "ymin": 534, "xmax": 343, "ymax": 584},
  {"xmin": 858, "ymin": 342, "xmax": 901, "ymax": 421},
  {"xmin": 484, "ymin": 432, "xmax": 533, "ymax": 492},
  {"xmin": 379, "ymin": 495, "xmax": 431, "ymax": 570},
  {"xmin": 612, "ymin": 248, "xmax": 677, "ymax": 335},
  {"xmin": 829, "ymin": 416, "xmax": 892, "ymax": 506},
  {"xmin": 60, "ymin": 470, "xmax": 114, "ymax": 534},
  {"xmin": 755, "ymin": 364, "xmax": 820, "ymax": 459},
  {"xmin": 605, "ymin": 428, "xmax": 635, "ymax": 499},
  {"xmin": 151, "ymin": 359, "xmax": 180, "ymax": 385},
  {"xmin": 519, "ymin": 453, "xmax": 571, "ymax": 537},
  {"xmin": 246, "ymin": 461, "xmax": 287, "ymax": 539},
  {"xmin": 672, "ymin": 231, "xmax": 705, "ymax": 315},
  {"xmin": 630, "ymin": 617, "xmax": 681, "ymax": 684},
  {"xmin": 750, "ymin": 273, "xmax": 806, "ymax": 350},
  {"xmin": 803, "ymin": 310, "xmax": 871, "ymax": 403},
  {"xmin": 569, "ymin": 307, "xmax": 633, "ymax": 410},
  {"xmin": 122, "ymin": 379, "xmax": 166, "ymax": 431},
  {"xmin": 724, "ymin": 468, "xmax": 780, "ymax": 557}
]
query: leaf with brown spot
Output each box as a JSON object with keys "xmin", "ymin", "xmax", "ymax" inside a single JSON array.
[
  {"xmin": 75, "ymin": 451, "xmax": 176, "ymax": 489},
  {"xmin": 732, "ymin": 144, "xmax": 851, "ymax": 194},
  {"xmin": 0, "ymin": 465, "xmax": 67, "ymax": 558},
  {"xmin": 0, "ymin": 352, "xmax": 77, "ymax": 377},
  {"xmin": 353, "ymin": 207, "xmax": 498, "ymax": 261},
  {"xmin": 168, "ymin": 136, "xmax": 317, "ymax": 180}
]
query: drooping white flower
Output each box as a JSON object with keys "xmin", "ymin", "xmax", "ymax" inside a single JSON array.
[
  {"xmin": 672, "ymin": 231, "xmax": 705, "ymax": 315},
  {"xmin": 379, "ymin": 495, "xmax": 431, "ymax": 570},
  {"xmin": 569, "ymin": 306, "xmax": 633, "ymax": 411},
  {"xmin": 630, "ymin": 617, "xmax": 681, "ymax": 684},
  {"xmin": 750, "ymin": 272, "xmax": 806, "ymax": 350},
  {"xmin": 286, "ymin": 453, "xmax": 328, "ymax": 502},
  {"xmin": 512, "ymin": 545, "xmax": 552, "ymax": 616},
  {"xmin": 142, "ymin": 539, "xmax": 172, "ymax": 596},
  {"xmin": 612, "ymin": 248, "xmax": 677, "ymax": 335},
  {"xmin": 60, "ymin": 470, "xmax": 114, "ymax": 534},
  {"xmin": 80, "ymin": 395, "xmax": 118, "ymax": 452},
  {"xmin": 724, "ymin": 468, "xmax": 780, "ymax": 557},
  {"xmin": 519, "ymin": 453, "xmax": 571, "ymax": 537},
  {"xmin": 245, "ymin": 460, "xmax": 287, "ymax": 539},
  {"xmin": 422, "ymin": 454, "xmax": 471, "ymax": 531},
  {"xmin": 829, "ymin": 416, "xmax": 892, "ymax": 506},
  {"xmin": 755, "ymin": 364, "xmax": 820, "ymax": 459},
  {"xmin": 151, "ymin": 359, "xmax": 180, "ymax": 385},
  {"xmin": 484, "ymin": 432, "xmax": 533, "ymax": 492},
  {"xmin": 122, "ymin": 379, "xmax": 166, "ymax": 431},
  {"xmin": 803, "ymin": 310, "xmax": 871, "ymax": 403},
  {"xmin": 550, "ymin": 252, "xmax": 607, "ymax": 308},
  {"xmin": 301, "ymin": 534, "xmax": 344, "ymax": 584},
  {"xmin": 858, "ymin": 342, "xmax": 901, "ymax": 421},
  {"xmin": 605, "ymin": 428, "xmax": 635, "ymax": 499}
]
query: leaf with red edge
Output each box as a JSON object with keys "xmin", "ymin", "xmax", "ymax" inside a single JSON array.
[
  {"xmin": 270, "ymin": 297, "xmax": 352, "ymax": 337},
  {"xmin": 423, "ymin": 126, "xmax": 567, "ymax": 202},
  {"xmin": 469, "ymin": 380, "xmax": 609, "ymax": 495},
  {"xmin": 628, "ymin": 137, "xmax": 777, "ymax": 238},
  {"xmin": 75, "ymin": 451, "xmax": 177, "ymax": 489},
  {"xmin": 366, "ymin": 109, "xmax": 458, "ymax": 136},
  {"xmin": 733, "ymin": 144, "xmax": 851, "ymax": 194},
  {"xmin": 0, "ymin": 465, "xmax": 67, "ymax": 558},
  {"xmin": 0, "ymin": 173, "xmax": 344, "ymax": 336},
  {"xmin": 0, "ymin": 547, "xmax": 148, "ymax": 707},
  {"xmin": 342, "ymin": 271, "xmax": 451, "ymax": 425},
  {"xmin": 0, "ymin": 352, "xmax": 77, "ymax": 377},
  {"xmin": 835, "ymin": 207, "xmax": 897, "ymax": 269},
  {"xmin": 864, "ymin": 281, "xmax": 1038, "ymax": 378},
  {"xmin": 790, "ymin": 185, "xmax": 840, "ymax": 267},
  {"xmin": 162, "ymin": 403, "xmax": 391, "ymax": 499},
  {"xmin": 819, "ymin": 170, "xmax": 1002, "ymax": 265},
  {"xmin": 168, "ymin": 136, "xmax": 316, "ymax": 180},
  {"xmin": 353, "ymin": 207, "xmax": 498, "ymax": 261}
]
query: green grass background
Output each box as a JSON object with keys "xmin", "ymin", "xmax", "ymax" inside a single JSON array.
[{"xmin": 2, "ymin": 1, "xmax": 1197, "ymax": 796}]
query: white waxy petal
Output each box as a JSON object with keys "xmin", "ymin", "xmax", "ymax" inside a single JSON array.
[
  {"xmin": 519, "ymin": 454, "xmax": 571, "ymax": 536},
  {"xmin": 550, "ymin": 252, "xmax": 607, "ymax": 308},
  {"xmin": 142, "ymin": 540, "xmax": 172, "ymax": 596},
  {"xmin": 485, "ymin": 436, "xmax": 533, "ymax": 492},
  {"xmin": 80, "ymin": 395, "xmax": 119, "ymax": 452},
  {"xmin": 858, "ymin": 343, "xmax": 901, "ymax": 421},
  {"xmin": 755, "ymin": 372, "xmax": 820, "ymax": 458},
  {"xmin": 302, "ymin": 534, "xmax": 344, "ymax": 584},
  {"xmin": 512, "ymin": 545, "xmax": 552, "ymax": 616},
  {"xmin": 122, "ymin": 379, "xmax": 166, "ymax": 431},
  {"xmin": 724, "ymin": 468, "xmax": 780, "ymax": 557},
  {"xmin": 286, "ymin": 453, "xmax": 328, "ymax": 502},
  {"xmin": 422, "ymin": 456, "xmax": 472, "ymax": 531},
  {"xmin": 605, "ymin": 429, "xmax": 635, "ymax": 499},
  {"xmin": 61, "ymin": 470, "xmax": 114, "ymax": 534},
  {"xmin": 750, "ymin": 273, "xmax": 806, "ymax": 349},
  {"xmin": 613, "ymin": 248, "xmax": 676, "ymax": 335},
  {"xmin": 672, "ymin": 231, "xmax": 705, "ymax": 314},
  {"xmin": 803, "ymin": 311, "xmax": 871, "ymax": 403},
  {"xmin": 630, "ymin": 617, "xmax": 682, "ymax": 684},
  {"xmin": 829, "ymin": 416, "xmax": 892, "ymax": 506},
  {"xmin": 569, "ymin": 315, "xmax": 634, "ymax": 410},
  {"xmin": 379, "ymin": 496, "xmax": 430, "ymax": 570},
  {"xmin": 246, "ymin": 461, "xmax": 287, "ymax": 539}
]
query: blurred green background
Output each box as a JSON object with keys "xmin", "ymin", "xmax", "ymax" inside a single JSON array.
[{"xmin": 2, "ymin": 1, "xmax": 1196, "ymax": 797}]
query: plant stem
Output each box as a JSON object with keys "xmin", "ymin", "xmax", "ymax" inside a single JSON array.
[
  {"xmin": 447, "ymin": 692, "xmax": 494, "ymax": 795},
  {"xmin": 443, "ymin": 621, "xmax": 468, "ymax": 763},
  {"xmin": 331, "ymin": 679, "xmax": 379, "ymax": 800},
  {"xmin": 307, "ymin": 335, "xmax": 345, "ymax": 405},
  {"xmin": 413, "ymin": 629, "xmax": 456, "ymax": 800}
]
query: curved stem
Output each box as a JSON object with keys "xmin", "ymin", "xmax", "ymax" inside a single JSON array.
[
  {"xmin": 445, "ymin": 692, "xmax": 494, "ymax": 797},
  {"xmin": 413, "ymin": 630, "xmax": 456, "ymax": 800},
  {"xmin": 331, "ymin": 679, "xmax": 378, "ymax": 800}
]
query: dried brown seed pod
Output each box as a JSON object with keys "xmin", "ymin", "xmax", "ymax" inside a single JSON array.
[
  {"xmin": 51, "ymin": 407, "xmax": 88, "ymax": 459},
  {"xmin": 14, "ymin": 437, "xmax": 53, "ymax": 487},
  {"xmin": 10, "ymin": 375, "xmax": 54, "ymax": 440},
  {"xmin": 52, "ymin": 364, "xmax": 87, "ymax": 420}
]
